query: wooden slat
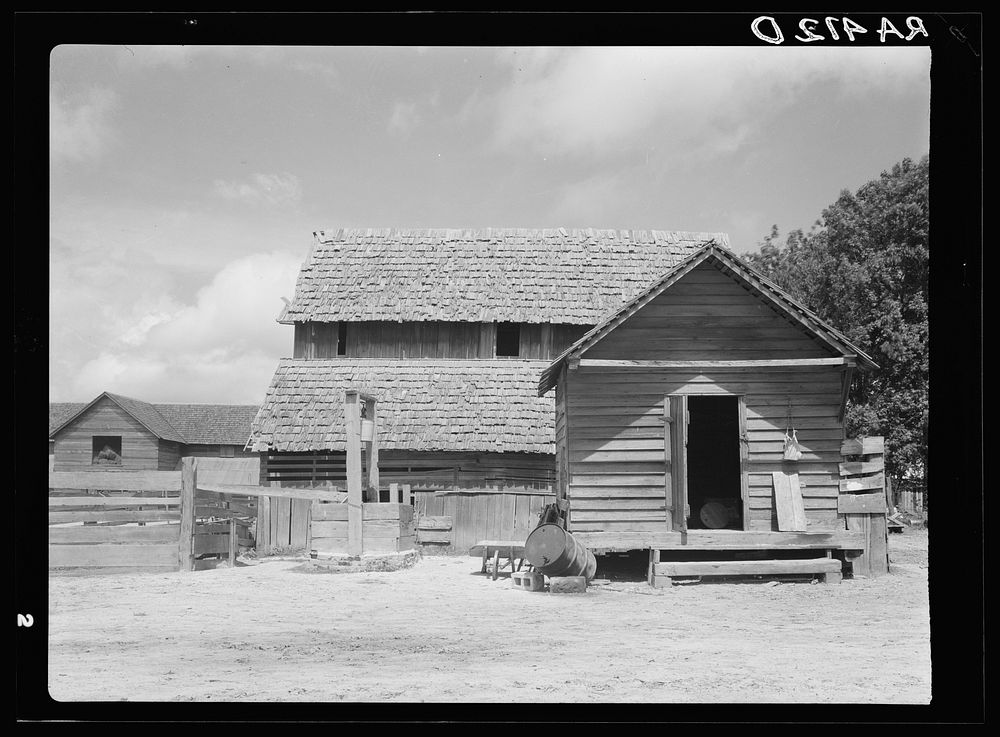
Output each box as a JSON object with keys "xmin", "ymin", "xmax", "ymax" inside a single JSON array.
[
  {"xmin": 197, "ymin": 484, "xmax": 344, "ymax": 502},
  {"xmin": 49, "ymin": 470, "xmax": 182, "ymax": 492},
  {"xmin": 48, "ymin": 524, "xmax": 180, "ymax": 544},
  {"xmin": 416, "ymin": 529, "xmax": 453, "ymax": 544},
  {"xmin": 839, "ymin": 474, "xmax": 885, "ymax": 492},
  {"xmin": 654, "ymin": 558, "xmax": 841, "ymax": 577},
  {"xmin": 841, "ymin": 437, "xmax": 884, "ymax": 455},
  {"xmin": 579, "ymin": 358, "xmax": 850, "ymax": 368},
  {"xmin": 572, "ymin": 529, "xmax": 865, "ymax": 551},
  {"xmin": 572, "ymin": 498, "xmax": 667, "ymax": 511},
  {"xmin": 49, "ymin": 543, "xmax": 179, "ymax": 568},
  {"xmin": 193, "ymin": 533, "xmax": 232, "ymax": 556},
  {"xmin": 570, "ymin": 509, "xmax": 668, "ymax": 522},
  {"xmin": 839, "ymin": 459, "xmax": 885, "ymax": 476},
  {"xmin": 52, "ymin": 508, "xmax": 181, "ymax": 525},
  {"xmin": 838, "ymin": 493, "xmax": 887, "ymax": 514},
  {"xmin": 48, "ymin": 496, "xmax": 180, "ymax": 508},
  {"xmin": 311, "ymin": 502, "xmax": 349, "ymax": 521},
  {"xmin": 416, "ymin": 515, "xmax": 453, "ymax": 531}
]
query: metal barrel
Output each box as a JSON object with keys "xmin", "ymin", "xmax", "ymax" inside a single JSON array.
[{"xmin": 524, "ymin": 524, "xmax": 598, "ymax": 581}]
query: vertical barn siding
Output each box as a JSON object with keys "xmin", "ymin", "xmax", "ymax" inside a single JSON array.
[
  {"xmin": 264, "ymin": 450, "xmax": 555, "ymax": 490},
  {"xmin": 157, "ymin": 440, "xmax": 183, "ymax": 471},
  {"xmin": 565, "ymin": 262, "xmax": 847, "ymax": 535},
  {"xmin": 52, "ymin": 397, "xmax": 161, "ymax": 471},
  {"xmin": 293, "ymin": 321, "xmax": 592, "ymax": 360}
]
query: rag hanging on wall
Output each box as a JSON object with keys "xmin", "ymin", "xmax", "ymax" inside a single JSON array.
[{"xmin": 783, "ymin": 397, "xmax": 803, "ymax": 462}]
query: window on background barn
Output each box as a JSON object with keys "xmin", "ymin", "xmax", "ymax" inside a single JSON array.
[
  {"xmin": 496, "ymin": 322, "xmax": 520, "ymax": 357},
  {"xmin": 92, "ymin": 436, "xmax": 122, "ymax": 466},
  {"xmin": 338, "ymin": 322, "xmax": 348, "ymax": 355},
  {"xmin": 220, "ymin": 445, "xmax": 235, "ymax": 458}
]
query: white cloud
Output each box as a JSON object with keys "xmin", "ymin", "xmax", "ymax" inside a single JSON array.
[
  {"xmin": 212, "ymin": 173, "xmax": 303, "ymax": 206},
  {"xmin": 473, "ymin": 46, "xmax": 930, "ymax": 160},
  {"xmin": 49, "ymin": 86, "xmax": 117, "ymax": 163},
  {"xmin": 388, "ymin": 101, "xmax": 420, "ymax": 136},
  {"xmin": 52, "ymin": 252, "xmax": 302, "ymax": 404}
]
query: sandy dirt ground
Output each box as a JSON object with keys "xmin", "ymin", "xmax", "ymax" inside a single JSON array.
[{"xmin": 47, "ymin": 529, "xmax": 930, "ymax": 704}]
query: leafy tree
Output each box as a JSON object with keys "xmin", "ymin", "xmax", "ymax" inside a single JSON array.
[{"xmin": 743, "ymin": 155, "xmax": 929, "ymax": 488}]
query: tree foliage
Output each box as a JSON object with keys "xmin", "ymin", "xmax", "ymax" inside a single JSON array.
[{"xmin": 743, "ymin": 155, "xmax": 929, "ymax": 484}]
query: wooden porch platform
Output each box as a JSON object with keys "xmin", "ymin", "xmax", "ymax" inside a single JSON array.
[{"xmin": 573, "ymin": 529, "xmax": 866, "ymax": 554}]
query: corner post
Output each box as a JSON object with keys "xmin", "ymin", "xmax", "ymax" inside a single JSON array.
[
  {"xmin": 178, "ymin": 457, "xmax": 197, "ymax": 571},
  {"xmin": 345, "ymin": 391, "xmax": 363, "ymax": 556}
]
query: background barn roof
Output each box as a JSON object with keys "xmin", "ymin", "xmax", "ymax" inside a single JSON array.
[
  {"xmin": 49, "ymin": 393, "xmax": 259, "ymax": 446},
  {"xmin": 249, "ymin": 358, "xmax": 555, "ymax": 454},
  {"xmin": 281, "ymin": 228, "xmax": 728, "ymax": 324}
]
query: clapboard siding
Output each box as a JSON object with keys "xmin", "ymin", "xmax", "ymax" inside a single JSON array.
[
  {"xmin": 565, "ymin": 365, "xmax": 845, "ymax": 533},
  {"xmin": 293, "ymin": 321, "xmax": 590, "ymax": 360},
  {"xmin": 52, "ymin": 397, "xmax": 161, "ymax": 472},
  {"xmin": 585, "ymin": 262, "xmax": 839, "ymax": 360},
  {"xmin": 558, "ymin": 261, "xmax": 850, "ymax": 537}
]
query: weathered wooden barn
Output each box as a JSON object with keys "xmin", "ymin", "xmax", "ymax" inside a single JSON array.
[
  {"xmin": 249, "ymin": 228, "xmax": 730, "ymax": 491},
  {"xmin": 538, "ymin": 241, "xmax": 880, "ymax": 570},
  {"xmin": 49, "ymin": 392, "xmax": 259, "ymax": 472}
]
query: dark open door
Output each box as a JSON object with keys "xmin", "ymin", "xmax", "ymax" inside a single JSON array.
[{"xmin": 664, "ymin": 395, "xmax": 689, "ymax": 531}]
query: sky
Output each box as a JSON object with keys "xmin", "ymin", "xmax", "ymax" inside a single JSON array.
[{"xmin": 48, "ymin": 44, "xmax": 931, "ymax": 405}]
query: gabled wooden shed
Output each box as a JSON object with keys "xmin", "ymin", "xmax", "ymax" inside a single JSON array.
[{"xmin": 539, "ymin": 242, "xmax": 880, "ymax": 568}]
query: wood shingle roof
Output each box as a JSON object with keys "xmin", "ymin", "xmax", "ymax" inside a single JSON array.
[
  {"xmin": 49, "ymin": 392, "xmax": 259, "ymax": 446},
  {"xmin": 249, "ymin": 359, "xmax": 555, "ymax": 454},
  {"xmin": 281, "ymin": 228, "xmax": 728, "ymax": 324}
]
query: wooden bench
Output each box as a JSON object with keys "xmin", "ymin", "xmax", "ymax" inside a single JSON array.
[
  {"xmin": 651, "ymin": 557, "xmax": 843, "ymax": 587},
  {"xmin": 470, "ymin": 540, "xmax": 527, "ymax": 581}
]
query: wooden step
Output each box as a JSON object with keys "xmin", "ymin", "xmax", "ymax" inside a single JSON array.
[{"xmin": 652, "ymin": 557, "xmax": 842, "ymax": 586}]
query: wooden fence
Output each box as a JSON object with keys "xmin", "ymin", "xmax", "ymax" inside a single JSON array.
[
  {"xmin": 412, "ymin": 487, "xmax": 555, "ymax": 554},
  {"xmin": 838, "ymin": 436, "xmax": 890, "ymax": 576},
  {"xmin": 50, "ymin": 459, "xmax": 265, "ymax": 574}
]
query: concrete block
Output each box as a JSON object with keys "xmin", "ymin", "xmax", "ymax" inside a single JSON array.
[
  {"xmin": 549, "ymin": 576, "xmax": 587, "ymax": 594},
  {"xmin": 511, "ymin": 570, "xmax": 545, "ymax": 592}
]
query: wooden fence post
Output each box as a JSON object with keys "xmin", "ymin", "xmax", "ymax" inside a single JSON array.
[
  {"xmin": 365, "ymin": 396, "xmax": 379, "ymax": 502},
  {"xmin": 345, "ymin": 391, "xmax": 363, "ymax": 556},
  {"xmin": 178, "ymin": 457, "xmax": 197, "ymax": 571}
]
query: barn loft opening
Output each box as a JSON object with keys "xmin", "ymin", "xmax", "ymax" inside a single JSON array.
[
  {"xmin": 92, "ymin": 435, "xmax": 122, "ymax": 466},
  {"xmin": 495, "ymin": 323, "xmax": 520, "ymax": 357},
  {"xmin": 686, "ymin": 396, "xmax": 742, "ymax": 530},
  {"xmin": 337, "ymin": 322, "xmax": 347, "ymax": 355}
]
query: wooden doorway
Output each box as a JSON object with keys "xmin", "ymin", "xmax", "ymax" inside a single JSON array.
[{"xmin": 665, "ymin": 394, "xmax": 749, "ymax": 532}]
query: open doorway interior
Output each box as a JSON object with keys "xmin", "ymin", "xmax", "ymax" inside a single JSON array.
[{"xmin": 685, "ymin": 395, "xmax": 743, "ymax": 530}]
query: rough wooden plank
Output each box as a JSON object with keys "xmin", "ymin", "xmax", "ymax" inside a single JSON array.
[
  {"xmin": 572, "ymin": 529, "xmax": 865, "ymax": 551},
  {"xmin": 839, "ymin": 474, "xmax": 886, "ymax": 492},
  {"xmin": 579, "ymin": 358, "xmax": 850, "ymax": 369},
  {"xmin": 197, "ymin": 484, "xmax": 343, "ymax": 502},
  {"xmin": 840, "ymin": 437, "xmax": 884, "ymax": 455},
  {"xmin": 48, "ymin": 496, "xmax": 180, "ymax": 508},
  {"xmin": 345, "ymin": 390, "xmax": 363, "ymax": 556},
  {"xmin": 177, "ymin": 458, "xmax": 196, "ymax": 571},
  {"xmin": 256, "ymin": 495, "xmax": 271, "ymax": 553},
  {"xmin": 416, "ymin": 529, "xmax": 453, "ymax": 544},
  {"xmin": 49, "ymin": 470, "xmax": 183, "ymax": 492},
  {"xmin": 48, "ymin": 510, "xmax": 180, "ymax": 524},
  {"xmin": 839, "ymin": 459, "xmax": 885, "ymax": 476},
  {"xmin": 362, "ymin": 503, "xmax": 403, "ymax": 520},
  {"xmin": 193, "ymin": 532, "xmax": 232, "ymax": 556},
  {"xmin": 416, "ymin": 515, "xmax": 453, "ymax": 531},
  {"xmin": 50, "ymin": 543, "xmax": 179, "ymax": 568},
  {"xmin": 49, "ymin": 524, "xmax": 180, "ymax": 544},
  {"xmin": 838, "ymin": 493, "xmax": 887, "ymax": 514},
  {"xmin": 290, "ymin": 498, "xmax": 311, "ymax": 549},
  {"xmin": 654, "ymin": 558, "xmax": 841, "ymax": 577},
  {"xmin": 772, "ymin": 472, "xmax": 805, "ymax": 532}
]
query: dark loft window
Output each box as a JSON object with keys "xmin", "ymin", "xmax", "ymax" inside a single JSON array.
[
  {"xmin": 92, "ymin": 436, "xmax": 122, "ymax": 466},
  {"xmin": 337, "ymin": 322, "xmax": 348, "ymax": 355},
  {"xmin": 496, "ymin": 323, "xmax": 521, "ymax": 357}
]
